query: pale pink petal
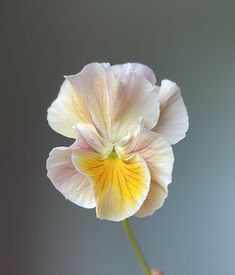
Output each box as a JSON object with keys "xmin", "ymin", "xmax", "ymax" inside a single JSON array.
[
  {"xmin": 125, "ymin": 128, "xmax": 174, "ymax": 217},
  {"xmin": 46, "ymin": 146, "xmax": 96, "ymax": 208},
  {"xmin": 48, "ymin": 63, "xmax": 159, "ymax": 141},
  {"xmin": 154, "ymin": 79, "xmax": 189, "ymax": 145},
  {"xmin": 110, "ymin": 72, "xmax": 159, "ymax": 136},
  {"xmin": 111, "ymin": 63, "xmax": 156, "ymax": 85},
  {"xmin": 47, "ymin": 78, "xmax": 92, "ymax": 139},
  {"xmin": 67, "ymin": 63, "xmax": 159, "ymax": 141}
]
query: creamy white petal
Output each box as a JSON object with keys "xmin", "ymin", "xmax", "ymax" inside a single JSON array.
[
  {"xmin": 109, "ymin": 72, "xmax": 159, "ymax": 137},
  {"xmin": 111, "ymin": 63, "xmax": 156, "ymax": 85},
  {"xmin": 47, "ymin": 79, "xmax": 92, "ymax": 139},
  {"xmin": 67, "ymin": 63, "xmax": 159, "ymax": 141},
  {"xmin": 153, "ymin": 80, "xmax": 189, "ymax": 145},
  {"xmin": 72, "ymin": 151, "xmax": 151, "ymax": 221},
  {"xmin": 125, "ymin": 129, "xmax": 174, "ymax": 217},
  {"xmin": 48, "ymin": 63, "xmax": 159, "ymax": 141},
  {"xmin": 135, "ymin": 178, "xmax": 168, "ymax": 217},
  {"xmin": 46, "ymin": 147, "xmax": 96, "ymax": 208}
]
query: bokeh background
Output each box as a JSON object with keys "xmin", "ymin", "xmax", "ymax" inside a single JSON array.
[{"xmin": 1, "ymin": 0, "xmax": 235, "ymax": 275}]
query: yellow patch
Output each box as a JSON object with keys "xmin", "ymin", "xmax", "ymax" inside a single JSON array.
[{"xmin": 72, "ymin": 150, "xmax": 150, "ymax": 221}]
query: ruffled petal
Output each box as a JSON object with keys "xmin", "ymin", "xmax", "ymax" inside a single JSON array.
[
  {"xmin": 47, "ymin": 78, "xmax": 92, "ymax": 139},
  {"xmin": 46, "ymin": 147, "xmax": 96, "ymax": 208},
  {"xmin": 111, "ymin": 63, "xmax": 156, "ymax": 85},
  {"xmin": 72, "ymin": 151, "xmax": 150, "ymax": 221},
  {"xmin": 48, "ymin": 63, "xmax": 159, "ymax": 141},
  {"xmin": 125, "ymin": 129, "xmax": 174, "ymax": 217},
  {"xmin": 109, "ymin": 72, "xmax": 159, "ymax": 136},
  {"xmin": 153, "ymin": 80, "xmax": 189, "ymax": 145}
]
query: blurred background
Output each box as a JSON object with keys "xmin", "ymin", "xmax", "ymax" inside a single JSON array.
[{"xmin": 1, "ymin": 0, "xmax": 235, "ymax": 274}]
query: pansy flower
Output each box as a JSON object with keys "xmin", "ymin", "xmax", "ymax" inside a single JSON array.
[{"xmin": 46, "ymin": 63, "xmax": 188, "ymax": 221}]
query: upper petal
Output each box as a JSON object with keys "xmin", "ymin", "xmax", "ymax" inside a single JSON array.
[
  {"xmin": 109, "ymin": 72, "xmax": 159, "ymax": 137},
  {"xmin": 47, "ymin": 78, "xmax": 93, "ymax": 139},
  {"xmin": 111, "ymin": 63, "xmax": 156, "ymax": 85},
  {"xmin": 46, "ymin": 146, "xmax": 96, "ymax": 208},
  {"xmin": 72, "ymin": 151, "xmax": 150, "ymax": 221},
  {"xmin": 153, "ymin": 80, "xmax": 189, "ymax": 145},
  {"xmin": 48, "ymin": 63, "xmax": 159, "ymax": 141},
  {"xmin": 125, "ymin": 128, "xmax": 174, "ymax": 217}
]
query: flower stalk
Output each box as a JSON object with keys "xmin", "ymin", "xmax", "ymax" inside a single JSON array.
[{"xmin": 122, "ymin": 219, "xmax": 151, "ymax": 275}]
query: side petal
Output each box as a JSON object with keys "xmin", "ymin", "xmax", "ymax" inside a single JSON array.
[
  {"xmin": 72, "ymin": 151, "xmax": 150, "ymax": 221},
  {"xmin": 46, "ymin": 147, "xmax": 96, "ymax": 208},
  {"xmin": 111, "ymin": 63, "xmax": 156, "ymax": 85},
  {"xmin": 74, "ymin": 123, "xmax": 113, "ymax": 158},
  {"xmin": 126, "ymin": 129, "xmax": 174, "ymax": 217},
  {"xmin": 153, "ymin": 80, "xmax": 189, "ymax": 145}
]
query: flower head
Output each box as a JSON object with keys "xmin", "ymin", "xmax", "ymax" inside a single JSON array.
[{"xmin": 46, "ymin": 63, "xmax": 188, "ymax": 221}]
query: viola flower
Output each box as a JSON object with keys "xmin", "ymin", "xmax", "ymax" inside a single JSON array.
[{"xmin": 46, "ymin": 63, "xmax": 188, "ymax": 221}]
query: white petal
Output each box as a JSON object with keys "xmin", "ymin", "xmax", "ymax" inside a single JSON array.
[
  {"xmin": 48, "ymin": 63, "xmax": 159, "ymax": 141},
  {"xmin": 108, "ymin": 72, "xmax": 159, "ymax": 137},
  {"xmin": 111, "ymin": 63, "xmax": 156, "ymax": 85},
  {"xmin": 47, "ymin": 79, "xmax": 92, "ymax": 139},
  {"xmin": 125, "ymin": 129, "xmax": 174, "ymax": 217},
  {"xmin": 66, "ymin": 63, "xmax": 159, "ymax": 141},
  {"xmin": 46, "ymin": 146, "xmax": 96, "ymax": 208},
  {"xmin": 153, "ymin": 80, "xmax": 189, "ymax": 145}
]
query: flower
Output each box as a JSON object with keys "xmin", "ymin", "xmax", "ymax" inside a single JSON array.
[{"xmin": 46, "ymin": 63, "xmax": 188, "ymax": 221}]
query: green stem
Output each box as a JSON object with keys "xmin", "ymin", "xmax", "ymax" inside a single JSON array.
[{"xmin": 122, "ymin": 219, "xmax": 151, "ymax": 275}]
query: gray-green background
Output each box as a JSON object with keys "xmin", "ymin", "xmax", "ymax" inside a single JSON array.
[{"xmin": 1, "ymin": 0, "xmax": 234, "ymax": 274}]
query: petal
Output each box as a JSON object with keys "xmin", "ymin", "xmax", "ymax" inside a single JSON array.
[
  {"xmin": 115, "ymin": 123, "xmax": 142, "ymax": 158},
  {"xmin": 153, "ymin": 80, "xmax": 189, "ymax": 145},
  {"xmin": 135, "ymin": 178, "xmax": 168, "ymax": 217},
  {"xmin": 72, "ymin": 151, "xmax": 150, "ymax": 221},
  {"xmin": 67, "ymin": 63, "xmax": 159, "ymax": 140},
  {"xmin": 125, "ymin": 129, "xmax": 174, "ymax": 217},
  {"xmin": 74, "ymin": 123, "xmax": 113, "ymax": 157},
  {"xmin": 111, "ymin": 63, "xmax": 156, "ymax": 85},
  {"xmin": 109, "ymin": 72, "xmax": 159, "ymax": 136},
  {"xmin": 47, "ymin": 78, "xmax": 92, "ymax": 139},
  {"xmin": 48, "ymin": 63, "xmax": 159, "ymax": 141},
  {"xmin": 46, "ymin": 146, "xmax": 96, "ymax": 208}
]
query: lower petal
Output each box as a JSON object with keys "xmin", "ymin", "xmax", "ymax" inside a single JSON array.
[
  {"xmin": 72, "ymin": 151, "xmax": 150, "ymax": 221},
  {"xmin": 135, "ymin": 180, "xmax": 167, "ymax": 217},
  {"xmin": 126, "ymin": 129, "xmax": 174, "ymax": 217},
  {"xmin": 46, "ymin": 147, "xmax": 96, "ymax": 208}
]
